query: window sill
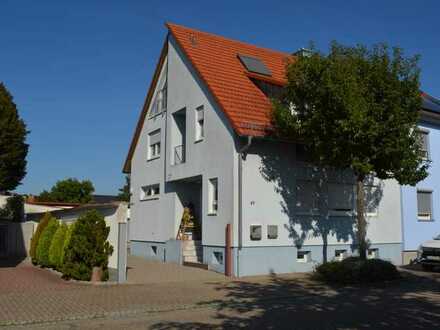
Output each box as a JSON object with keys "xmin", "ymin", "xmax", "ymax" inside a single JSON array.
[
  {"xmin": 418, "ymin": 218, "xmax": 434, "ymax": 222},
  {"xmin": 329, "ymin": 210, "xmax": 354, "ymax": 217},
  {"xmin": 194, "ymin": 138, "xmax": 204, "ymax": 143},
  {"xmin": 147, "ymin": 156, "xmax": 160, "ymax": 162},
  {"xmin": 140, "ymin": 197, "xmax": 160, "ymax": 202},
  {"xmin": 207, "ymin": 212, "xmax": 218, "ymax": 216}
]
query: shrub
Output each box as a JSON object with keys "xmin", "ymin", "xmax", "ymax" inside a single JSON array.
[
  {"xmin": 60, "ymin": 222, "xmax": 75, "ymax": 266},
  {"xmin": 62, "ymin": 210, "xmax": 113, "ymax": 281},
  {"xmin": 314, "ymin": 257, "xmax": 400, "ymax": 284},
  {"xmin": 48, "ymin": 223, "xmax": 68, "ymax": 270},
  {"xmin": 30, "ymin": 213, "xmax": 53, "ymax": 264},
  {"xmin": 36, "ymin": 219, "xmax": 59, "ymax": 267}
]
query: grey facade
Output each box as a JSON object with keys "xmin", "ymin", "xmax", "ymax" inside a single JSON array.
[{"xmin": 126, "ymin": 28, "xmax": 403, "ymax": 277}]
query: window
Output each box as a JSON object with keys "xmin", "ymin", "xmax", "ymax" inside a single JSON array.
[
  {"xmin": 334, "ymin": 249, "xmax": 347, "ymax": 261},
  {"xmin": 250, "ymin": 225, "xmax": 262, "ymax": 241},
  {"xmin": 364, "ymin": 185, "xmax": 379, "ymax": 217},
  {"xmin": 267, "ymin": 225, "xmax": 278, "ymax": 239},
  {"xmin": 148, "ymin": 130, "xmax": 161, "ymax": 159},
  {"xmin": 418, "ymin": 129, "xmax": 429, "ymax": 159},
  {"xmin": 367, "ymin": 248, "xmax": 379, "ymax": 259},
  {"xmin": 213, "ymin": 251, "xmax": 224, "ymax": 265},
  {"xmin": 151, "ymin": 246, "xmax": 158, "ymax": 255},
  {"xmin": 150, "ymin": 84, "xmax": 167, "ymax": 117},
  {"xmin": 208, "ymin": 178, "xmax": 218, "ymax": 215},
  {"xmin": 329, "ymin": 183, "xmax": 354, "ymax": 215},
  {"xmin": 297, "ymin": 250, "xmax": 311, "ymax": 263},
  {"xmin": 195, "ymin": 106, "xmax": 204, "ymax": 141},
  {"xmin": 296, "ymin": 181, "xmax": 318, "ymax": 213},
  {"xmin": 417, "ymin": 190, "xmax": 433, "ymax": 221},
  {"xmin": 140, "ymin": 184, "xmax": 160, "ymax": 200}
]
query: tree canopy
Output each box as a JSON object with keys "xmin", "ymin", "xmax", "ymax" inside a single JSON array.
[
  {"xmin": 0, "ymin": 83, "xmax": 28, "ymax": 192},
  {"xmin": 273, "ymin": 42, "xmax": 429, "ymax": 259},
  {"xmin": 38, "ymin": 178, "xmax": 95, "ymax": 204},
  {"xmin": 117, "ymin": 175, "xmax": 130, "ymax": 202}
]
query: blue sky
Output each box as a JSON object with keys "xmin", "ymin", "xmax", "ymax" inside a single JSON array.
[{"xmin": 1, "ymin": 1, "xmax": 439, "ymax": 195}]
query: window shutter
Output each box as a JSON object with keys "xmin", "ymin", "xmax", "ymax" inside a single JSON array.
[
  {"xmin": 417, "ymin": 191, "xmax": 432, "ymax": 215},
  {"xmin": 149, "ymin": 130, "xmax": 161, "ymax": 145},
  {"xmin": 197, "ymin": 107, "xmax": 204, "ymax": 121}
]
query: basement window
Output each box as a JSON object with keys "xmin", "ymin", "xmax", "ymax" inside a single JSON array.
[
  {"xmin": 250, "ymin": 225, "xmax": 262, "ymax": 241},
  {"xmin": 334, "ymin": 249, "xmax": 347, "ymax": 261},
  {"xmin": 297, "ymin": 250, "xmax": 311, "ymax": 263},
  {"xmin": 213, "ymin": 251, "xmax": 224, "ymax": 265},
  {"xmin": 367, "ymin": 248, "xmax": 379, "ymax": 259},
  {"xmin": 151, "ymin": 246, "xmax": 158, "ymax": 255}
]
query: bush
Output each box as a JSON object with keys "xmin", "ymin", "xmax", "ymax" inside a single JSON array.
[
  {"xmin": 60, "ymin": 223, "xmax": 75, "ymax": 266},
  {"xmin": 48, "ymin": 223, "xmax": 68, "ymax": 270},
  {"xmin": 314, "ymin": 257, "xmax": 400, "ymax": 284},
  {"xmin": 36, "ymin": 219, "xmax": 59, "ymax": 267},
  {"xmin": 30, "ymin": 213, "xmax": 53, "ymax": 264},
  {"xmin": 62, "ymin": 210, "xmax": 113, "ymax": 281}
]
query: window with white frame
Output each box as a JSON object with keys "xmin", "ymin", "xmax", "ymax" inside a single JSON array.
[
  {"xmin": 296, "ymin": 180, "xmax": 318, "ymax": 213},
  {"xmin": 150, "ymin": 83, "xmax": 167, "ymax": 117},
  {"xmin": 417, "ymin": 190, "xmax": 433, "ymax": 221},
  {"xmin": 148, "ymin": 130, "xmax": 161, "ymax": 160},
  {"xmin": 328, "ymin": 183, "xmax": 354, "ymax": 215},
  {"xmin": 195, "ymin": 105, "xmax": 204, "ymax": 141},
  {"xmin": 367, "ymin": 248, "xmax": 379, "ymax": 259},
  {"xmin": 364, "ymin": 185, "xmax": 379, "ymax": 217},
  {"xmin": 267, "ymin": 225, "xmax": 278, "ymax": 239},
  {"xmin": 334, "ymin": 249, "xmax": 347, "ymax": 261},
  {"xmin": 250, "ymin": 225, "xmax": 262, "ymax": 241},
  {"xmin": 297, "ymin": 250, "xmax": 311, "ymax": 263},
  {"xmin": 418, "ymin": 129, "xmax": 430, "ymax": 159},
  {"xmin": 140, "ymin": 184, "xmax": 160, "ymax": 200},
  {"xmin": 208, "ymin": 178, "xmax": 218, "ymax": 215}
]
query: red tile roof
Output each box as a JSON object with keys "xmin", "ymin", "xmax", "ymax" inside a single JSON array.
[
  {"xmin": 123, "ymin": 23, "xmax": 292, "ymax": 173},
  {"xmin": 167, "ymin": 23, "xmax": 292, "ymax": 136}
]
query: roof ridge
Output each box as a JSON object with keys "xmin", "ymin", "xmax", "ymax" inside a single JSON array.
[{"xmin": 165, "ymin": 22, "xmax": 292, "ymax": 57}]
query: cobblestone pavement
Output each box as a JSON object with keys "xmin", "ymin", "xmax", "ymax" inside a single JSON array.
[{"xmin": 2, "ymin": 259, "xmax": 440, "ymax": 329}]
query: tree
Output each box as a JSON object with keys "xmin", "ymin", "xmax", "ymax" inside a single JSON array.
[
  {"xmin": 38, "ymin": 178, "xmax": 95, "ymax": 204},
  {"xmin": 62, "ymin": 210, "xmax": 113, "ymax": 281},
  {"xmin": 49, "ymin": 223, "xmax": 68, "ymax": 270},
  {"xmin": 0, "ymin": 194, "xmax": 24, "ymax": 222},
  {"xmin": 0, "ymin": 83, "xmax": 28, "ymax": 192},
  {"xmin": 36, "ymin": 218, "xmax": 59, "ymax": 267},
  {"xmin": 117, "ymin": 175, "xmax": 131, "ymax": 202},
  {"xmin": 273, "ymin": 42, "xmax": 429, "ymax": 260}
]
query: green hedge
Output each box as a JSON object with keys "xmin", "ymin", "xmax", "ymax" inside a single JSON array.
[
  {"xmin": 60, "ymin": 223, "xmax": 75, "ymax": 266},
  {"xmin": 62, "ymin": 210, "xmax": 113, "ymax": 281},
  {"xmin": 36, "ymin": 219, "xmax": 59, "ymax": 267},
  {"xmin": 30, "ymin": 213, "xmax": 53, "ymax": 264},
  {"xmin": 314, "ymin": 257, "xmax": 400, "ymax": 284},
  {"xmin": 48, "ymin": 223, "xmax": 68, "ymax": 270}
]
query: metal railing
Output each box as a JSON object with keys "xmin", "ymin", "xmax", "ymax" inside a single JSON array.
[{"xmin": 174, "ymin": 144, "xmax": 185, "ymax": 165}]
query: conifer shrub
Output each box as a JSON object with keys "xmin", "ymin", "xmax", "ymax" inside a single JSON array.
[
  {"xmin": 48, "ymin": 223, "xmax": 68, "ymax": 270},
  {"xmin": 62, "ymin": 210, "xmax": 113, "ymax": 281},
  {"xmin": 36, "ymin": 219, "xmax": 59, "ymax": 267},
  {"xmin": 30, "ymin": 213, "xmax": 53, "ymax": 264},
  {"xmin": 60, "ymin": 222, "xmax": 75, "ymax": 266}
]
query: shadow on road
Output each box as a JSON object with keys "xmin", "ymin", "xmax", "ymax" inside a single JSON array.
[{"xmin": 151, "ymin": 271, "xmax": 440, "ymax": 329}]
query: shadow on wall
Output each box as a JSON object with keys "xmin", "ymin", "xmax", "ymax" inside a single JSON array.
[
  {"xmin": 257, "ymin": 141, "xmax": 383, "ymax": 262},
  {"xmin": 150, "ymin": 272, "xmax": 440, "ymax": 329},
  {"xmin": 0, "ymin": 221, "xmax": 29, "ymax": 267}
]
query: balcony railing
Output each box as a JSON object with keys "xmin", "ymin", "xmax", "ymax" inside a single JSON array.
[{"xmin": 174, "ymin": 144, "xmax": 185, "ymax": 165}]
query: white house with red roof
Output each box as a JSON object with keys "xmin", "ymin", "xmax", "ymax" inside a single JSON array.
[{"xmin": 123, "ymin": 23, "xmax": 403, "ymax": 276}]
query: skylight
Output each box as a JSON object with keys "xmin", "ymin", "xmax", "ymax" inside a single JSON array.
[{"xmin": 238, "ymin": 54, "xmax": 271, "ymax": 76}]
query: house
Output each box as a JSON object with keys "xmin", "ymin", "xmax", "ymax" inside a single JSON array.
[
  {"xmin": 401, "ymin": 93, "xmax": 440, "ymax": 264},
  {"xmin": 123, "ymin": 23, "xmax": 403, "ymax": 276}
]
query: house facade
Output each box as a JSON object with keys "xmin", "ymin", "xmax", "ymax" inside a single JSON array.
[
  {"xmin": 401, "ymin": 93, "xmax": 440, "ymax": 263},
  {"xmin": 124, "ymin": 23, "xmax": 403, "ymax": 276}
]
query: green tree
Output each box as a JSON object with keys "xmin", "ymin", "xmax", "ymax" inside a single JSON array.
[
  {"xmin": 30, "ymin": 213, "xmax": 53, "ymax": 264},
  {"xmin": 49, "ymin": 223, "xmax": 68, "ymax": 269},
  {"xmin": 38, "ymin": 178, "xmax": 94, "ymax": 204},
  {"xmin": 117, "ymin": 175, "xmax": 131, "ymax": 202},
  {"xmin": 0, "ymin": 83, "xmax": 29, "ymax": 192},
  {"xmin": 62, "ymin": 210, "xmax": 113, "ymax": 281},
  {"xmin": 273, "ymin": 42, "xmax": 429, "ymax": 260},
  {"xmin": 36, "ymin": 218, "xmax": 59, "ymax": 267},
  {"xmin": 60, "ymin": 222, "xmax": 75, "ymax": 266},
  {"xmin": 0, "ymin": 194, "xmax": 24, "ymax": 222}
]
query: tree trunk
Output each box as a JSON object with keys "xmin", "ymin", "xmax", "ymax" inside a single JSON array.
[{"xmin": 356, "ymin": 176, "xmax": 367, "ymax": 260}]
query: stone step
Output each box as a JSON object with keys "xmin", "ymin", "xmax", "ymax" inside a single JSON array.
[
  {"xmin": 182, "ymin": 240, "xmax": 201, "ymax": 247},
  {"xmin": 182, "ymin": 250, "xmax": 202, "ymax": 258},
  {"xmin": 182, "ymin": 245, "xmax": 203, "ymax": 253},
  {"xmin": 183, "ymin": 261, "xmax": 208, "ymax": 270},
  {"xmin": 183, "ymin": 255, "xmax": 202, "ymax": 263}
]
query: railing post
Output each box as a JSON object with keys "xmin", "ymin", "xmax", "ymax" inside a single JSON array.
[{"xmin": 225, "ymin": 223, "xmax": 232, "ymax": 277}]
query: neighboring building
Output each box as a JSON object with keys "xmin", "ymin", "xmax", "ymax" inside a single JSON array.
[
  {"xmin": 123, "ymin": 23, "xmax": 403, "ymax": 276},
  {"xmin": 401, "ymin": 93, "xmax": 440, "ymax": 263}
]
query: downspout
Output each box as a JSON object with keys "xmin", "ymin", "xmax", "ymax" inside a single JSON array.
[{"xmin": 237, "ymin": 135, "xmax": 253, "ymax": 277}]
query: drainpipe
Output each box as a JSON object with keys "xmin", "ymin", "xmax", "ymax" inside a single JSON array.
[{"xmin": 237, "ymin": 135, "xmax": 253, "ymax": 277}]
